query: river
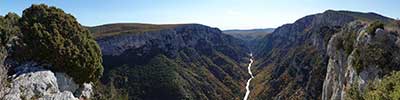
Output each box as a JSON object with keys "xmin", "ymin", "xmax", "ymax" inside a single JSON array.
[{"xmin": 243, "ymin": 53, "xmax": 254, "ymax": 100}]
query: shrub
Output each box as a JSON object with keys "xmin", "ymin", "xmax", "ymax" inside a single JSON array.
[
  {"xmin": 351, "ymin": 49, "xmax": 363, "ymax": 74},
  {"xmin": 352, "ymin": 45, "xmax": 388, "ymax": 74},
  {"xmin": 363, "ymin": 71, "xmax": 400, "ymax": 100},
  {"xmin": 343, "ymin": 31, "xmax": 357, "ymax": 55},
  {"xmin": 92, "ymin": 81, "xmax": 129, "ymax": 100},
  {"xmin": 17, "ymin": 4, "xmax": 103, "ymax": 84},
  {"xmin": 366, "ymin": 21, "xmax": 384, "ymax": 36},
  {"xmin": 0, "ymin": 13, "xmax": 20, "ymax": 45},
  {"xmin": 396, "ymin": 20, "xmax": 400, "ymax": 26},
  {"xmin": 346, "ymin": 82, "xmax": 362, "ymax": 100}
]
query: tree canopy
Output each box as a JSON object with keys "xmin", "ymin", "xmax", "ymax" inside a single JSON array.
[{"xmin": 16, "ymin": 4, "xmax": 103, "ymax": 84}]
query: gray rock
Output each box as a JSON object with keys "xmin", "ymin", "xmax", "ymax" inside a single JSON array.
[
  {"xmin": 322, "ymin": 22, "xmax": 400, "ymax": 100},
  {"xmin": 76, "ymin": 83, "xmax": 93, "ymax": 99},
  {"xmin": 39, "ymin": 91, "xmax": 78, "ymax": 100},
  {"xmin": 55, "ymin": 73, "xmax": 79, "ymax": 93},
  {"xmin": 3, "ymin": 62, "xmax": 93, "ymax": 100},
  {"xmin": 322, "ymin": 21, "xmax": 365, "ymax": 100}
]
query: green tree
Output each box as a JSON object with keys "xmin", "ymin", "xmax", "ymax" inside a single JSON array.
[
  {"xmin": 0, "ymin": 12, "xmax": 20, "ymax": 45},
  {"xmin": 17, "ymin": 4, "xmax": 103, "ymax": 84}
]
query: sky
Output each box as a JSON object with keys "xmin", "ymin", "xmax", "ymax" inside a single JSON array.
[{"xmin": 1, "ymin": 0, "xmax": 399, "ymax": 30}]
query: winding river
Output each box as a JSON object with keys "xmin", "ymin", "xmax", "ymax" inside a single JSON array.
[{"xmin": 243, "ymin": 53, "xmax": 254, "ymax": 100}]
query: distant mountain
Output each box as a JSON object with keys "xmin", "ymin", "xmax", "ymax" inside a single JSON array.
[
  {"xmin": 3, "ymin": 4, "xmax": 400, "ymax": 100},
  {"xmin": 250, "ymin": 10, "xmax": 396, "ymax": 100},
  {"xmin": 89, "ymin": 23, "xmax": 251, "ymax": 100},
  {"xmin": 223, "ymin": 28, "xmax": 274, "ymax": 41},
  {"xmin": 89, "ymin": 23, "xmax": 184, "ymax": 38}
]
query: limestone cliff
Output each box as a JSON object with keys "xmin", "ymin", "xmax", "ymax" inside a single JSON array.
[
  {"xmin": 251, "ymin": 10, "xmax": 394, "ymax": 100},
  {"xmin": 322, "ymin": 20, "xmax": 400, "ymax": 100},
  {"xmin": 90, "ymin": 23, "xmax": 250, "ymax": 100}
]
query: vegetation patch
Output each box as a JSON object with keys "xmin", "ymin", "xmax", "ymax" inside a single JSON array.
[
  {"xmin": 103, "ymin": 55, "xmax": 184, "ymax": 100},
  {"xmin": 0, "ymin": 13, "xmax": 20, "ymax": 46},
  {"xmin": 346, "ymin": 82, "xmax": 363, "ymax": 100},
  {"xmin": 15, "ymin": 4, "xmax": 103, "ymax": 84},
  {"xmin": 348, "ymin": 71, "xmax": 400, "ymax": 100},
  {"xmin": 366, "ymin": 21, "xmax": 384, "ymax": 36}
]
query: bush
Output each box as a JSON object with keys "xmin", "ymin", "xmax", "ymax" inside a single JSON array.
[
  {"xmin": 346, "ymin": 82, "xmax": 362, "ymax": 100},
  {"xmin": 17, "ymin": 4, "xmax": 103, "ymax": 84},
  {"xmin": 366, "ymin": 21, "xmax": 384, "ymax": 36},
  {"xmin": 92, "ymin": 81, "xmax": 129, "ymax": 100},
  {"xmin": 363, "ymin": 71, "xmax": 400, "ymax": 100},
  {"xmin": 0, "ymin": 13, "xmax": 20, "ymax": 45},
  {"xmin": 396, "ymin": 20, "xmax": 400, "ymax": 27},
  {"xmin": 343, "ymin": 31, "xmax": 357, "ymax": 55},
  {"xmin": 352, "ymin": 49, "xmax": 363, "ymax": 74}
]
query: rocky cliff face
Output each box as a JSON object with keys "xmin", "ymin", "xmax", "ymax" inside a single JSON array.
[
  {"xmin": 322, "ymin": 21, "xmax": 365, "ymax": 100},
  {"xmin": 96, "ymin": 24, "xmax": 246, "ymax": 59},
  {"xmin": 250, "ymin": 10, "xmax": 393, "ymax": 100},
  {"xmin": 91, "ymin": 23, "xmax": 250, "ymax": 100},
  {"xmin": 323, "ymin": 20, "xmax": 400, "ymax": 100}
]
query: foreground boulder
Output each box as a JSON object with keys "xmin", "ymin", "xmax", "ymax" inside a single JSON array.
[{"xmin": 4, "ymin": 62, "xmax": 93, "ymax": 100}]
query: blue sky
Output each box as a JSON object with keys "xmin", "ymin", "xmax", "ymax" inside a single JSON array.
[{"xmin": 1, "ymin": 0, "xmax": 399, "ymax": 30}]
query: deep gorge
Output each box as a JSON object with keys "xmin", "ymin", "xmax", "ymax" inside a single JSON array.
[{"xmin": 1, "ymin": 4, "xmax": 400, "ymax": 100}]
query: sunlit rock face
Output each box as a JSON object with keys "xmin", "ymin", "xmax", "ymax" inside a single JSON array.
[
  {"xmin": 3, "ymin": 62, "xmax": 93, "ymax": 100},
  {"xmin": 323, "ymin": 20, "xmax": 400, "ymax": 100},
  {"xmin": 322, "ymin": 22, "xmax": 365, "ymax": 100}
]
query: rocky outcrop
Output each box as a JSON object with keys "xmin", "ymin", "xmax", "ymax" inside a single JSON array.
[
  {"xmin": 322, "ymin": 20, "xmax": 400, "ymax": 100},
  {"xmin": 322, "ymin": 21, "xmax": 365, "ymax": 100},
  {"xmin": 3, "ymin": 62, "xmax": 93, "ymax": 100},
  {"xmin": 76, "ymin": 83, "xmax": 93, "ymax": 99}
]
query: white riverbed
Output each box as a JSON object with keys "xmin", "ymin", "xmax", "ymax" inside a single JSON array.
[{"xmin": 243, "ymin": 53, "xmax": 254, "ymax": 100}]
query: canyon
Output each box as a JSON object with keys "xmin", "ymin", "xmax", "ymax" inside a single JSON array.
[{"xmin": 0, "ymin": 4, "xmax": 400, "ymax": 100}]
